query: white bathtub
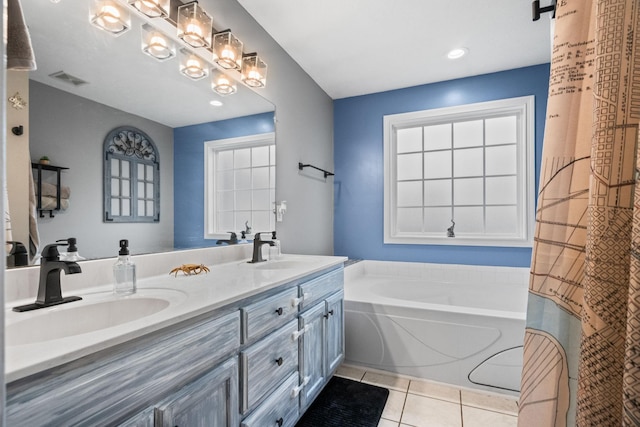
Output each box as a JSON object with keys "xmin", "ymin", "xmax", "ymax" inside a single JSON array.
[{"xmin": 344, "ymin": 260, "xmax": 529, "ymax": 396}]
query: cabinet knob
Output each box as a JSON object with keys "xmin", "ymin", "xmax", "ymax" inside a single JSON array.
[
  {"xmin": 324, "ymin": 309, "xmax": 334, "ymax": 319},
  {"xmin": 275, "ymin": 357, "xmax": 284, "ymax": 366},
  {"xmin": 275, "ymin": 307, "xmax": 284, "ymax": 316},
  {"xmin": 276, "ymin": 417, "xmax": 284, "ymax": 427}
]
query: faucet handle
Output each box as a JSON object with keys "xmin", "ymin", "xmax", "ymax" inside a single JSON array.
[
  {"xmin": 43, "ymin": 238, "xmax": 78, "ymax": 261},
  {"xmin": 253, "ymin": 231, "xmax": 273, "ymax": 240},
  {"xmin": 41, "ymin": 243, "xmax": 63, "ymax": 261}
]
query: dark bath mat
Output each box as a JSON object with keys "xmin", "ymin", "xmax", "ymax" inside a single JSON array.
[{"xmin": 295, "ymin": 376, "xmax": 389, "ymax": 427}]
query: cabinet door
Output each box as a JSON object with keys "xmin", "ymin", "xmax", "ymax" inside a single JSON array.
[
  {"xmin": 325, "ymin": 291, "xmax": 344, "ymax": 375},
  {"xmin": 299, "ymin": 302, "xmax": 326, "ymax": 409},
  {"xmin": 155, "ymin": 357, "xmax": 239, "ymax": 427}
]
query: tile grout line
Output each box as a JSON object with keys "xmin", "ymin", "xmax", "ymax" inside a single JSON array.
[
  {"xmin": 342, "ymin": 366, "xmax": 518, "ymax": 426},
  {"xmin": 460, "ymin": 403, "xmax": 519, "ymax": 418},
  {"xmin": 459, "ymin": 390, "xmax": 464, "ymax": 427}
]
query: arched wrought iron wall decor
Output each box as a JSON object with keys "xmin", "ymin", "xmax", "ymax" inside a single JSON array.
[{"xmin": 103, "ymin": 126, "xmax": 160, "ymax": 223}]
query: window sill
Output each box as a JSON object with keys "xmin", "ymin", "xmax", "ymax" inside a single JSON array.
[{"xmin": 384, "ymin": 234, "xmax": 533, "ymax": 248}]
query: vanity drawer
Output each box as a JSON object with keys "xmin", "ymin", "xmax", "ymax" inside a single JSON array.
[
  {"xmin": 241, "ymin": 372, "xmax": 299, "ymax": 427},
  {"xmin": 242, "ymin": 287, "xmax": 299, "ymax": 343},
  {"xmin": 241, "ymin": 318, "xmax": 300, "ymax": 413},
  {"xmin": 299, "ymin": 268, "xmax": 343, "ymax": 310}
]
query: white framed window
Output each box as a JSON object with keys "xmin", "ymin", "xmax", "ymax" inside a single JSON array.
[
  {"xmin": 204, "ymin": 133, "xmax": 275, "ymax": 239},
  {"xmin": 383, "ymin": 96, "xmax": 535, "ymax": 247}
]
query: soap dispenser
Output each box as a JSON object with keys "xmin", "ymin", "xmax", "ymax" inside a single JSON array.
[{"xmin": 113, "ymin": 239, "xmax": 136, "ymax": 295}]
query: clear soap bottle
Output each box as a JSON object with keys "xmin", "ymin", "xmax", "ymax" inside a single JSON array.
[{"xmin": 113, "ymin": 239, "xmax": 136, "ymax": 295}]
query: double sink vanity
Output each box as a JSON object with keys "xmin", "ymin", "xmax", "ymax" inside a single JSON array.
[{"xmin": 4, "ymin": 245, "xmax": 346, "ymax": 426}]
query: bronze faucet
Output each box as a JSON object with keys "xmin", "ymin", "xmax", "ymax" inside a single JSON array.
[{"xmin": 13, "ymin": 239, "xmax": 82, "ymax": 312}]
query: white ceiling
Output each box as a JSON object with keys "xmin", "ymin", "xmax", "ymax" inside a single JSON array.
[
  {"xmin": 238, "ymin": 0, "xmax": 553, "ymax": 99},
  {"xmin": 20, "ymin": 0, "xmax": 274, "ymax": 128},
  {"xmin": 20, "ymin": 0, "xmax": 551, "ymax": 126}
]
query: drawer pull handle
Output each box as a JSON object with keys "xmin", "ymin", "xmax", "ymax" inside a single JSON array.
[
  {"xmin": 276, "ymin": 417, "xmax": 284, "ymax": 427},
  {"xmin": 276, "ymin": 357, "xmax": 284, "ymax": 366},
  {"xmin": 324, "ymin": 309, "xmax": 334, "ymax": 319},
  {"xmin": 275, "ymin": 307, "xmax": 284, "ymax": 316},
  {"xmin": 291, "ymin": 376, "xmax": 311, "ymax": 398},
  {"xmin": 291, "ymin": 325, "xmax": 310, "ymax": 341}
]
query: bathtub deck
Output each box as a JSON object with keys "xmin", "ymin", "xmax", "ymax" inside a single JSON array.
[{"xmin": 335, "ymin": 363, "xmax": 518, "ymax": 427}]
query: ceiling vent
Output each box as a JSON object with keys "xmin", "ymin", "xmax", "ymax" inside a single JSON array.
[{"xmin": 48, "ymin": 71, "xmax": 88, "ymax": 87}]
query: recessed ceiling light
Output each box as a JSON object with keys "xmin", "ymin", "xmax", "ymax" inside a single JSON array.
[
  {"xmin": 447, "ymin": 48, "xmax": 468, "ymax": 60},
  {"xmin": 210, "ymin": 100, "xmax": 223, "ymax": 107}
]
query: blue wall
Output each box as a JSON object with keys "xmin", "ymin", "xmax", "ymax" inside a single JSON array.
[
  {"xmin": 333, "ymin": 64, "xmax": 550, "ymax": 267},
  {"xmin": 173, "ymin": 112, "xmax": 275, "ymax": 249}
]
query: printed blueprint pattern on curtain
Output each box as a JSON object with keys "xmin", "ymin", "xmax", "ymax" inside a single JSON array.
[{"xmin": 519, "ymin": 0, "xmax": 640, "ymax": 426}]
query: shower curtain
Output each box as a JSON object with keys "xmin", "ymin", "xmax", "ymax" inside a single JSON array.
[{"xmin": 518, "ymin": 0, "xmax": 640, "ymax": 425}]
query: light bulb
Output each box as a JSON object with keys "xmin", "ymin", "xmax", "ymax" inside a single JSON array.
[
  {"xmin": 101, "ymin": 5, "xmax": 120, "ymax": 23},
  {"xmin": 91, "ymin": 2, "xmax": 129, "ymax": 35},
  {"xmin": 132, "ymin": 0, "xmax": 167, "ymax": 18},
  {"xmin": 221, "ymin": 47, "xmax": 235, "ymax": 61},
  {"xmin": 146, "ymin": 35, "xmax": 172, "ymax": 59},
  {"xmin": 183, "ymin": 58, "xmax": 205, "ymax": 79},
  {"xmin": 182, "ymin": 20, "xmax": 205, "ymax": 46}
]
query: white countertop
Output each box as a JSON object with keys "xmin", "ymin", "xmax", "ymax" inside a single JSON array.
[{"xmin": 5, "ymin": 254, "xmax": 346, "ymax": 382}]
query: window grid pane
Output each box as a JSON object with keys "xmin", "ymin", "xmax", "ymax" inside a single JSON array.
[
  {"xmin": 214, "ymin": 143, "xmax": 276, "ymax": 234},
  {"xmin": 394, "ymin": 113, "xmax": 522, "ymax": 238}
]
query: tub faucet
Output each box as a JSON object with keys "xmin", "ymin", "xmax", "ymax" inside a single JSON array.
[
  {"xmin": 216, "ymin": 232, "xmax": 238, "ymax": 245},
  {"xmin": 447, "ymin": 220, "xmax": 455, "ymax": 238},
  {"xmin": 13, "ymin": 239, "xmax": 83, "ymax": 312},
  {"xmin": 249, "ymin": 232, "xmax": 275, "ymax": 263}
]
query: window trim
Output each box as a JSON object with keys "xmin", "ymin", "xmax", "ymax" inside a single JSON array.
[
  {"xmin": 383, "ymin": 96, "xmax": 535, "ymax": 247},
  {"xmin": 204, "ymin": 132, "xmax": 276, "ymax": 240}
]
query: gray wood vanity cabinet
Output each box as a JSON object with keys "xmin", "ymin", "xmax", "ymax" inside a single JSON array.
[
  {"xmin": 6, "ymin": 264, "xmax": 344, "ymax": 426},
  {"xmin": 240, "ymin": 267, "xmax": 344, "ymax": 427}
]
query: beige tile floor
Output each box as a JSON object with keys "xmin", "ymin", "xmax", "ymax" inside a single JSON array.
[{"xmin": 335, "ymin": 364, "xmax": 519, "ymax": 427}]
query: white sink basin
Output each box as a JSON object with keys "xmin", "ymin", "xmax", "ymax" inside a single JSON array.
[
  {"xmin": 6, "ymin": 290, "xmax": 185, "ymax": 346},
  {"xmin": 253, "ymin": 260, "xmax": 310, "ymax": 270}
]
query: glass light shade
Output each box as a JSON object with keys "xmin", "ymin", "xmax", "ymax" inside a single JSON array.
[
  {"xmin": 90, "ymin": 0, "xmax": 130, "ymax": 36},
  {"xmin": 179, "ymin": 50, "xmax": 208, "ymax": 80},
  {"xmin": 141, "ymin": 25, "xmax": 175, "ymax": 61},
  {"xmin": 177, "ymin": 3, "xmax": 212, "ymax": 49},
  {"xmin": 241, "ymin": 54, "xmax": 267, "ymax": 88},
  {"xmin": 211, "ymin": 71, "xmax": 237, "ymax": 95},
  {"xmin": 129, "ymin": 0, "xmax": 169, "ymax": 18},
  {"xmin": 212, "ymin": 31, "xmax": 243, "ymax": 70}
]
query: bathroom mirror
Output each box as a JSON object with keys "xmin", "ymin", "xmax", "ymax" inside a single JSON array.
[{"xmin": 6, "ymin": 0, "xmax": 275, "ymax": 265}]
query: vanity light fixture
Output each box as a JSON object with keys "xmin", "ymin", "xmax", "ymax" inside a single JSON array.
[
  {"xmin": 141, "ymin": 24, "xmax": 175, "ymax": 61},
  {"xmin": 447, "ymin": 48, "xmax": 468, "ymax": 59},
  {"xmin": 241, "ymin": 54, "xmax": 267, "ymax": 88},
  {"xmin": 90, "ymin": 0, "xmax": 130, "ymax": 36},
  {"xmin": 177, "ymin": 2, "xmax": 212, "ymax": 49},
  {"xmin": 128, "ymin": 0, "xmax": 169, "ymax": 18},
  {"xmin": 211, "ymin": 70, "xmax": 237, "ymax": 95},
  {"xmin": 212, "ymin": 30, "xmax": 243, "ymax": 70},
  {"xmin": 179, "ymin": 49, "xmax": 208, "ymax": 80}
]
